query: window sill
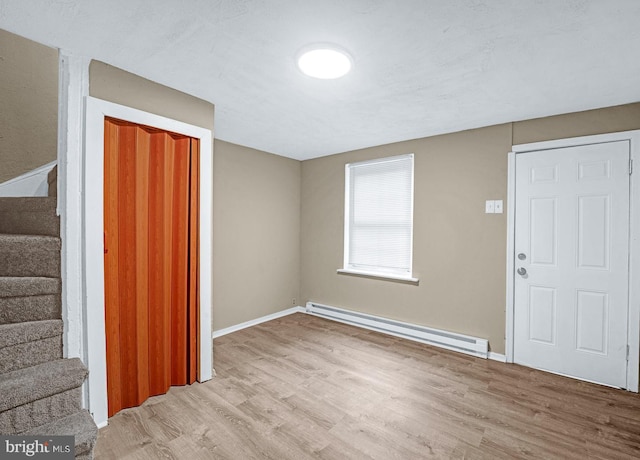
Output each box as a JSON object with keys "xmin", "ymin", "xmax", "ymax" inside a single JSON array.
[{"xmin": 337, "ymin": 268, "xmax": 419, "ymax": 285}]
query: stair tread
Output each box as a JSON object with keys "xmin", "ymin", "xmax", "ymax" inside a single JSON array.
[
  {"xmin": 0, "ymin": 277, "xmax": 60, "ymax": 298},
  {"xmin": 0, "ymin": 233, "xmax": 61, "ymax": 247},
  {"xmin": 26, "ymin": 410, "xmax": 97, "ymax": 456},
  {"xmin": 0, "ymin": 358, "xmax": 88, "ymax": 413},
  {"xmin": 0, "ymin": 320, "xmax": 63, "ymax": 349}
]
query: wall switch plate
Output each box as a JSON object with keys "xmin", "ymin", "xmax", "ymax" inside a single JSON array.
[
  {"xmin": 485, "ymin": 200, "xmax": 495, "ymax": 214},
  {"xmin": 494, "ymin": 200, "xmax": 503, "ymax": 213}
]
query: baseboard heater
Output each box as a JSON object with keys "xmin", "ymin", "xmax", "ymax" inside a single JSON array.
[{"xmin": 305, "ymin": 302, "xmax": 489, "ymax": 359}]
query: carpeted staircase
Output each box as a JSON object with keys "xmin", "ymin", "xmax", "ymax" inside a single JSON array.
[{"xmin": 0, "ymin": 196, "xmax": 97, "ymax": 459}]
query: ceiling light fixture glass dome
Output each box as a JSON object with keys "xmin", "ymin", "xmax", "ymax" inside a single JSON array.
[{"xmin": 297, "ymin": 45, "xmax": 353, "ymax": 79}]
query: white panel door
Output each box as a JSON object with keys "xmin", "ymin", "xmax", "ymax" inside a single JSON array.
[{"xmin": 514, "ymin": 141, "xmax": 630, "ymax": 388}]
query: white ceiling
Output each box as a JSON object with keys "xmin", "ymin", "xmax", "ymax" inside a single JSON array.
[{"xmin": 2, "ymin": 1, "xmax": 640, "ymax": 160}]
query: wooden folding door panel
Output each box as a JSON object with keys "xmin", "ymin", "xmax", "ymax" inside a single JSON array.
[
  {"xmin": 188, "ymin": 138, "xmax": 200, "ymax": 384},
  {"xmin": 104, "ymin": 118, "xmax": 199, "ymax": 417},
  {"xmin": 147, "ymin": 129, "xmax": 174, "ymax": 397},
  {"xmin": 169, "ymin": 135, "xmax": 190, "ymax": 387}
]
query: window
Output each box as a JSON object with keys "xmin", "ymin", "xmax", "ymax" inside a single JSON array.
[{"xmin": 341, "ymin": 154, "xmax": 415, "ymax": 281}]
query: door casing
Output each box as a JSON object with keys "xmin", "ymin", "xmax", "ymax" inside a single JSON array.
[
  {"xmin": 84, "ymin": 97, "xmax": 213, "ymax": 427},
  {"xmin": 506, "ymin": 130, "xmax": 640, "ymax": 392}
]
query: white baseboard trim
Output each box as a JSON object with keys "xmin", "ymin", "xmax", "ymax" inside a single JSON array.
[
  {"xmin": 0, "ymin": 160, "xmax": 56, "ymax": 197},
  {"xmin": 212, "ymin": 306, "xmax": 305, "ymax": 339},
  {"xmin": 96, "ymin": 420, "xmax": 108, "ymax": 429},
  {"xmin": 305, "ymin": 302, "xmax": 489, "ymax": 359},
  {"xmin": 210, "ymin": 304, "xmax": 508, "ymax": 365}
]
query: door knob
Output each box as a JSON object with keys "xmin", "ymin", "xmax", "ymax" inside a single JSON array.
[{"xmin": 517, "ymin": 267, "xmax": 527, "ymax": 276}]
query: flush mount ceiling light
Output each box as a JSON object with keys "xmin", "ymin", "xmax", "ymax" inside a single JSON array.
[{"xmin": 297, "ymin": 45, "xmax": 353, "ymax": 79}]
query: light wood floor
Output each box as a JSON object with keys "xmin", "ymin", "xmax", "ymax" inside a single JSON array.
[{"xmin": 95, "ymin": 313, "xmax": 640, "ymax": 459}]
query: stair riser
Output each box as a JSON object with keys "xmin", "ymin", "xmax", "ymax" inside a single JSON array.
[
  {"xmin": 26, "ymin": 410, "xmax": 97, "ymax": 459},
  {"xmin": 0, "ymin": 249, "xmax": 60, "ymax": 277},
  {"xmin": 0, "ymin": 212, "xmax": 60, "ymax": 237},
  {"xmin": 0, "ymin": 194, "xmax": 95, "ymax": 459},
  {"xmin": 0, "ymin": 387, "xmax": 82, "ymax": 434},
  {"xmin": 0, "ymin": 335, "xmax": 63, "ymax": 374},
  {"xmin": 0, "ymin": 295, "xmax": 60, "ymax": 324}
]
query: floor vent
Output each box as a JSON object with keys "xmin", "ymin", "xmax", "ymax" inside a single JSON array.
[{"xmin": 306, "ymin": 302, "xmax": 489, "ymax": 359}]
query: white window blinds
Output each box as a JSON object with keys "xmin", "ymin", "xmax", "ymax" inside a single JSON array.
[{"xmin": 344, "ymin": 154, "xmax": 414, "ymax": 277}]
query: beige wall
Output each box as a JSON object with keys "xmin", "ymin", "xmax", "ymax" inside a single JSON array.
[
  {"xmin": 212, "ymin": 140, "xmax": 301, "ymax": 331},
  {"xmin": 301, "ymin": 124, "xmax": 511, "ymax": 353},
  {"xmin": 513, "ymin": 103, "xmax": 640, "ymax": 145},
  {"xmin": 90, "ymin": 61, "xmax": 303, "ymax": 333},
  {"xmin": 0, "ymin": 29, "xmax": 58, "ymax": 183},
  {"xmin": 9, "ymin": 32, "xmax": 636, "ymax": 357},
  {"xmin": 300, "ymin": 102, "xmax": 640, "ymax": 354},
  {"xmin": 89, "ymin": 61, "xmax": 214, "ymax": 131}
]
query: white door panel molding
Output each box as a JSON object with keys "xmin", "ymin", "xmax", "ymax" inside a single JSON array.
[{"xmin": 506, "ymin": 131, "xmax": 640, "ymax": 392}]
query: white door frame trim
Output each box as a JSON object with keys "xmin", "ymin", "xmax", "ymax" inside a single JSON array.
[
  {"xmin": 84, "ymin": 96, "xmax": 214, "ymax": 427},
  {"xmin": 57, "ymin": 54, "xmax": 91, "ymax": 399},
  {"xmin": 505, "ymin": 130, "xmax": 640, "ymax": 392}
]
